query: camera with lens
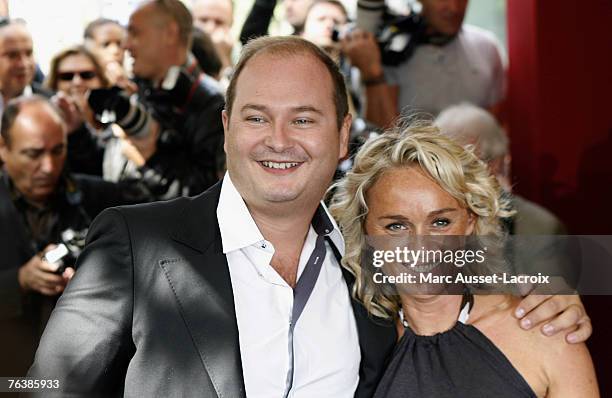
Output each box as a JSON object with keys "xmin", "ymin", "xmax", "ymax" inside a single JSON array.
[
  {"xmin": 332, "ymin": 7, "xmax": 427, "ymax": 66},
  {"xmin": 88, "ymin": 86, "xmax": 153, "ymax": 138},
  {"xmin": 42, "ymin": 228, "xmax": 88, "ymax": 275},
  {"xmin": 376, "ymin": 11, "xmax": 427, "ymax": 66}
]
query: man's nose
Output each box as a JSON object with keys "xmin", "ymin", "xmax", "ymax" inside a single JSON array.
[
  {"xmin": 203, "ymin": 20, "xmax": 216, "ymax": 34},
  {"xmin": 15, "ymin": 52, "xmax": 29, "ymax": 68},
  {"xmin": 265, "ymin": 123, "xmax": 293, "ymax": 152},
  {"xmin": 39, "ymin": 154, "xmax": 53, "ymax": 174}
]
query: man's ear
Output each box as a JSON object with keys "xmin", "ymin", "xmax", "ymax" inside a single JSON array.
[
  {"xmin": 338, "ymin": 113, "xmax": 352, "ymax": 160},
  {"xmin": 165, "ymin": 21, "xmax": 180, "ymax": 47},
  {"xmin": 0, "ymin": 136, "xmax": 8, "ymax": 163},
  {"xmin": 222, "ymin": 109, "xmax": 229, "ymax": 154}
]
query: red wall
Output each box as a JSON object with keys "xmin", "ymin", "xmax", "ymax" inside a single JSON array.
[
  {"xmin": 507, "ymin": 0, "xmax": 612, "ymax": 234},
  {"xmin": 506, "ymin": 0, "xmax": 612, "ymax": 393}
]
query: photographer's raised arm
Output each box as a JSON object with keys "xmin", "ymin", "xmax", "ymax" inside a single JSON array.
[
  {"xmin": 341, "ymin": 29, "xmax": 399, "ymax": 128},
  {"xmin": 239, "ymin": 0, "xmax": 277, "ymax": 45}
]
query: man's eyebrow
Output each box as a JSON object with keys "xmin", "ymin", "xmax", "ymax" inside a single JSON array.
[
  {"xmin": 20, "ymin": 146, "xmax": 44, "ymax": 153},
  {"xmin": 240, "ymin": 104, "xmax": 324, "ymax": 115},
  {"xmin": 291, "ymin": 105, "xmax": 324, "ymax": 115},
  {"xmin": 240, "ymin": 103, "xmax": 267, "ymax": 112}
]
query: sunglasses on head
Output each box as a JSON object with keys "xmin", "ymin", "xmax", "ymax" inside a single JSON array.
[{"xmin": 57, "ymin": 71, "xmax": 97, "ymax": 81}]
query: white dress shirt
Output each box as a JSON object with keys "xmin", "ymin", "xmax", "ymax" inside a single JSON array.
[{"xmin": 217, "ymin": 173, "xmax": 360, "ymax": 398}]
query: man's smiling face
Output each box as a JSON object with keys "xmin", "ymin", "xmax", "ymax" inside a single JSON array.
[{"xmin": 223, "ymin": 51, "xmax": 349, "ymax": 210}]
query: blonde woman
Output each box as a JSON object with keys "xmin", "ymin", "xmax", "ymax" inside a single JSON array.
[{"xmin": 329, "ymin": 123, "xmax": 598, "ymax": 397}]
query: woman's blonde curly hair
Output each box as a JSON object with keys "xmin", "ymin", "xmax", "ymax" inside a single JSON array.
[{"xmin": 328, "ymin": 120, "xmax": 514, "ymax": 319}]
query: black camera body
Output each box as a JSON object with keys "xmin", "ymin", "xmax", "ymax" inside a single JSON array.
[
  {"xmin": 331, "ymin": 11, "xmax": 427, "ymax": 66},
  {"xmin": 42, "ymin": 228, "xmax": 88, "ymax": 275},
  {"xmin": 376, "ymin": 12, "xmax": 427, "ymax": 66}
]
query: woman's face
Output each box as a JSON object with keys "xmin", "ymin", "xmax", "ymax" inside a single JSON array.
[
  {"xmin": 364, "ymin": 165, "xmax": 474, "ymax": 236},
  {"xmin": 364, "ymin": 165, "xmax": 475, "ymax": 295},
  {"xmin": 56, "ymin": 54, "xmax": 102, "ymax": 97}
]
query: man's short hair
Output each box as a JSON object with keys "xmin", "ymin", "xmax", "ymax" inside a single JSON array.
[
  {"xmin": 83, "ymin": 18, "xmax": 122, "ymax": 40},
  {"xmin": 225, "ymin": 36, "xmax": 349, "ymax": 129},
  {"xmin": 1, "ymin": 95, "xmax": 66, "ymax": 147},
  {"xmin": 151, "ymin": 0, "xmax": 194, "ymax": 48}
]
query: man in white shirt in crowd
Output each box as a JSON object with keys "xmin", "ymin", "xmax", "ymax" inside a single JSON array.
[{"xmin": 343, "ymin": 0, "xmax": 505, "ymax": 126}]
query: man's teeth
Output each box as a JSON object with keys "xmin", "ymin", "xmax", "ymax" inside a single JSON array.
[{"xmin": 261, "ymin": 161, "xmax": 299, "ymax": 170}]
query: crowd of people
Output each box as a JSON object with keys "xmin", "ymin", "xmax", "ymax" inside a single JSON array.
[{"xmin": 0, "ymin": 0, "xmax": 598, "ymax": 396}]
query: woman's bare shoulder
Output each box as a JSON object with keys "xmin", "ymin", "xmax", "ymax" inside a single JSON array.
[{"xmin": 471, "ymin": 295, "xmax": 598, "ymax": 397}]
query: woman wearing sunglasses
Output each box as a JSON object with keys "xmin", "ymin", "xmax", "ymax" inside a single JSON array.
[
  {"xmin": 329, "ymin": 123, "xmax": 598, "ymax": 397},
  {"xmin": 46, "ymin": 45, "xmax": 144, "ymax": 183},
  {"xmin": 47, "ymin": 45, "xmax": 109, "ymax": 131}
]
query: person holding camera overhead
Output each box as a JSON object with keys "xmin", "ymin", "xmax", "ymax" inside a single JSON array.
[
  {"xmin": 68, "ymin": 0, "xmax": 225, "ymax": 201},
  {"xmin": 342, "ymin": 0, "xmax": 505, "ymax": 127},
  {"xmin": 0, "ymin": 96, "xmax": 130, "ymax": 377}
]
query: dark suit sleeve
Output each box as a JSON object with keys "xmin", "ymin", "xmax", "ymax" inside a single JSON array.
[{"xmin": 27, "ymin": 208, "xmax": 135, "ymax": 396}]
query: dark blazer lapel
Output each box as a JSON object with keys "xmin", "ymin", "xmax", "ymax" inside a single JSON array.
[{"xmin": 163, "ymin": 182, "xmax": 246, "ymax": 398}]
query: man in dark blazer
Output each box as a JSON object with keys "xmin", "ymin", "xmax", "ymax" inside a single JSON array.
[{"xmin": 29, "ymin": 36, "xmax": 591, "ymax": 397}]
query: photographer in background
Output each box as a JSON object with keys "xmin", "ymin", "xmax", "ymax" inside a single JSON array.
[
  {"xmin": 343, "ymin": 0, "xmax": 505, "ymax": 127},
  {"xmin": 71, "ymin": 0, "xmax": 225, "ymax": 200},
  {"xmin": 0, "ymin": 96, "xmax": 127, "ymax": 377},
  {"xmin": 301, "ymin": 0, "xmax": 348, "ymax": 61}
]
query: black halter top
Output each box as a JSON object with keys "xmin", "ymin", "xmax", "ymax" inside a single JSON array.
[{"xmin": 373, "ymin": 296, "xmax": 537, "ymax": 398}]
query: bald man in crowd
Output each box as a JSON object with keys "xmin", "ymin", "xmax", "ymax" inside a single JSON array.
[{"xmin": 0, "ymin": 96, "xmax": 127, "ymax": 376}]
